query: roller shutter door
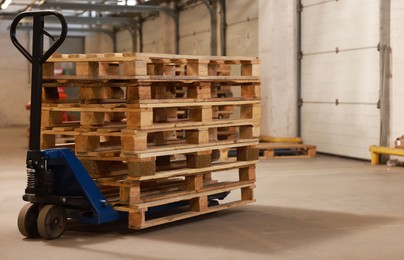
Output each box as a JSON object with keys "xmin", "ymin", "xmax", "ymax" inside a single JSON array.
[{"xmin": 301, "ymin": 0, "xmax": 380, "ymax": 159}]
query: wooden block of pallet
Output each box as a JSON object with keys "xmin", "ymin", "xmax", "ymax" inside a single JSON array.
[
  {"xmin": 257, "ymin": 142, "xmax": 316, "ymax": 158},
  {"xmin": 103, "ymin": 164, "xmax": 256, "ymax": 229}
]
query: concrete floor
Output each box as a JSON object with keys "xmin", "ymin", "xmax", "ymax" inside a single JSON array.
[{"xmin": 2, "ymin": 127, "xmax": 404, "ymax": 259}]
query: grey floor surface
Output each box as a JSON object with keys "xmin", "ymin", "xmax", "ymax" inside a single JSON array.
[{"xmin": 1, "ymin": 127, "xmax": 404, "ymax": 259}]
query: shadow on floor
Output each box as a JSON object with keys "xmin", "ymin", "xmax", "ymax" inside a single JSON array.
[{"xmin": 31, "ymin": 204, "xmax": 400, "ymax": 256}]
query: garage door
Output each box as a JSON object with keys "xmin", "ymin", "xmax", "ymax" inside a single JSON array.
[{"xmin": 301, "ymin": 0, "xmax": 380, "ymax": 159}]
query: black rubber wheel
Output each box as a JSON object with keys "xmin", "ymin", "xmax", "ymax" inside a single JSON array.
[
  {"xmin": 37, "ymin": 205, "xmax": 67, "ymax": 240},
  {"xmin": 17, "ymin": 203, "xmax": 40, "ymax": 238}
]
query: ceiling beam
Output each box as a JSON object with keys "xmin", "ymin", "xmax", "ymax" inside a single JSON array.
[
  {"xmin": 16, "ymin": 25, "xmax": 115, "ymax": 39},
  {"xmin": 0, "ymin": 12, "xmax": 136, "ymax": 25},
  {"xmin": 64, "ymin": 16, "xmax": 135, "ymax": 26},
  {"xmin": 35, "ymin": 2, "xmax": 174, "ymax": 15}
]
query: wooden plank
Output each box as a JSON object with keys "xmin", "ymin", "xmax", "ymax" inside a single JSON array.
[
  {"xmin": 130, "ymin": 160, "xmax": 257, "ymax": 181},
  {"xmin": 133, "ymin": 139, "xmax": 258, "ymax": 158},
  {"xmin": 42, "ymin": 119, "xmax": 260, "ymax": 136},
  {"xmin": 96, "ymin": 160, "xmax": 258, "ymax": 185},
  {"xmin": 74, "ymin": 139, "xmax": 258, "ymax": 161},
  {"xmin": 127, "ymin": 200, "xmax": 255, "ymax": 229},
  {"xmin": 41, "ymin": 99, "xmax": 260, "ymax": 112},
  {"xmin": 48, "ymin": 52, "xmax": 258, "ymax": 63},
  {"xmin": 43, "ymin": 75, "xmax": 259, "ymax": 82},
  {"xmin": 130, "ymin": 181, "xmax": 254, "ymax": 209}
]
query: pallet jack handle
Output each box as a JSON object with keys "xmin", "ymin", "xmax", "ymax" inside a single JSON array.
[{"xmin": 10, "ymin": 11, "xmax": 67, "ymax": 151}]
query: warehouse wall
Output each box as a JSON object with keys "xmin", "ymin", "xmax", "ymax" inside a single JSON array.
[
  {"xmin": 0, "ymin": 21, "xmax": 30, "ymax": 126},
  {"xmin": 226, "ymin": 0, "xmax": 258, "ymax": 57},
  {"xmin": 391, "ymin": 0, "xmax": 404, "ymax": 145},
  {"xmin": 0, "ymin": 22, "xmax": 113, "ymax": 126},
  {"xmin": 142, "ymin": 18, "xmax": 160, "ymax": 53},
  {"xmin": 179, "ymin": 3, "xmax": 211, "ymax": 55},
  {"xmin": 258, "ymin": 0, "xmax": 297, "ymax": 137},
  {"xmin": 115, "ymin": 0, "xmax": 258, "ymax": 56},
  {"xmin": 85, "ymin": 33, "xmax": 114, "ymax": 53},
  {"xmin": 116, "ymin": 29, "xmax": 133, "ymax": 52}
]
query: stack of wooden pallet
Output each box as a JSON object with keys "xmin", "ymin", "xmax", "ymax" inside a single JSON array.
[{"xmin": 40, "ymin": 52, "xmax": 260, "ymax": 229}]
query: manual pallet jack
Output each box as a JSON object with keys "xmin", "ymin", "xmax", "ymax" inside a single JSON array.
[
  {"xmin": 12, "ymin": 11, "xmax": 226, "ymax": 240},
  {"xmin": 11, "ymin": 10, "xmax": 127, "ymax": 240}
]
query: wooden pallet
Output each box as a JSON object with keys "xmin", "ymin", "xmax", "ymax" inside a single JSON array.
[
  {"xmin": 43, "ymin": 82, "xmax": 260, "ymax": 104},
  {"xmin": 41, "ymin": 121, "xmax": 259, "ymax": 151},
  {"xmin": 40, "ymin": 101, "xmax": 261, "ymax": 129},
  {"xmin": 101, "ymin": 163, "xmax": 256, "ymax": 229},
  {"xmin": 44, "ymin": 52, "xmax": 259, "ymax": 78},
  {"xmin": 257, "ymin": 142, "xmax": 316, "ymax": 158},
  {"xmin": 75, "ymin": 142, "xmax": 259, "ymax": 177}
]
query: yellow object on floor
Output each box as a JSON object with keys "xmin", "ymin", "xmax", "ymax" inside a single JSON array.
[{"xmin": 369, "ymin": 145, "xmax": 404, "ymax": 165}]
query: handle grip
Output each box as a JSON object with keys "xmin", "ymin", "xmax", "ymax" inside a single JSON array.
[{"xmin": 10, "ymin": 10, "xmax": 68, "ymax": 63}]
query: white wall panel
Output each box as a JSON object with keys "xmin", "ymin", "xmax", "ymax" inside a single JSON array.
[
  {"xmin": 0, "ymin": 21, "xmax": 30, "ymax": 126},
  {"xmin": 180, "ymin": 4, "xmax": 210, "ymax": 34},
  {"xmin": 180, "ymin": 31, "xmax": 210, "ymax": 55},
  {"xmin": 301, "ymin": 0, "xmax": 380, "ymax": 159},
  {"xmin": 226, "ymin": 0, "xmax": 258, "ymax": 56},
  {"xmin": 116, "ymin": 30, "xmax": 133, "ymax": 52},
  {"xmin": 226, "ymin": 0, "xmax": 258, "ymax": 24},
  {"xmin": 85, "ymin": 33, "xmax": 113, "ymax": 53},
  {"xmin": 227, "ymin": 19, "xmax": 258, "ymax": 57},
  {"xmin": 302, "ymin": 0, "xmax": 379, "ymax": 53},
  {"xmin": 391, "ymin": 0, "xmax": 404, "ymax": 144},
  {"xmin": 179, "ymin": 3, "xmax": 210, "ymax": 55},
  {"xmin": 143, "ymin": 18, "xmax": 160, "ymax": 53},
  {"xmin": 302, "ymin": 50, "xmax": 379, "ymax": 103},
  {"xmin": 302, "ymin": 103, "xmax": 379, "ymax": 159}
]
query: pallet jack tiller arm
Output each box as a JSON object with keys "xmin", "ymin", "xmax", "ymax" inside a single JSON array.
[{"xmin": 11, "ymin": 11, "xmax": 67, "ymax": 153}]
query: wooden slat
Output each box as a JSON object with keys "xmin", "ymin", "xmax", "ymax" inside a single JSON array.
[
  {"xmin": 121, "ymin": 181, "xmax": 254, "ymax": 209},
  {"xmin": 124, "ymin": 160, "xmax": 256, "ymax": 181},
  {"xmin": 43, "ymin": 75, "xmax": 259, "ymax": 82},
  {"xmin": 48, "ymin": 52, "xmax": 258, "ymax": 63},
  {"xmin": 131, "ymin": 200, "xmax": 255, "ymax": 229}
]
